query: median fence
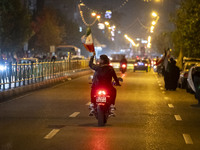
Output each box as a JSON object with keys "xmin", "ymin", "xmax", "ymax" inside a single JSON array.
[{"xmin": 0, "ymin": 60, "xmax": 89, "ymax": 91}]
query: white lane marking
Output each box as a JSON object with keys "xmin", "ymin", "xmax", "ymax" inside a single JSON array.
[
  {"xmin": 69, "ymin": 112, "xmax": 80, "ymax": 118},
  {"xmin": 183, "ymin": 134, "xmax": 193, "ymax": 144},
  {"xmin": 164, "ymin": 97, "xmax": 170, "ymax": 100},
  {"xmin": 160, "ymin": 87, "xmax": 164, "ymax": 90},
  {"xmin": 44, "ymin": 129, "xmax": 60, "ymax": 139},
  {"xmin": 168, "ymin": 104, "xmax": 174, "ymax": 108},
  {"xmin": 159, "ymin": 84, "xmax": 162, "ymax": 86},
  {"xmin": 68, "ymin": 78, "xmax": 72, "ymax": 81},
  {"xmin": 162, "ymin": 91, "xmax": 166, "ymax": 94},
  {"xmin": 174, "ymin": 115, "xmax": 182, "ymax": 121},
  {"xmin": 86, "ymin": 102, "xmax": 91, "ymax": 106}
]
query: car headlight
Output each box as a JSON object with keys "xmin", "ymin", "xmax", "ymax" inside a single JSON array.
[{"xmin": 0, "ymin": 65, "xmax": 7, "ymax": 71}]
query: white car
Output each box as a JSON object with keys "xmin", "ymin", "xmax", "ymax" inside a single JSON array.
[{"xmin": 187, "ymin": 64, "xmax": 200, "ymax": 93}]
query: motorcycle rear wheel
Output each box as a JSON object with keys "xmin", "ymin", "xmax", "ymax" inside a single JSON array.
[{"xmin": 97, "ymin": 105, "xmax": 105, "ymax": 126}]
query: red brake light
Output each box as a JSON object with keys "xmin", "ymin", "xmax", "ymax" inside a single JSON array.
[
  {"xmin": 122, "ymin": 64, "xmax": 126, "ymax": 68},
  {"xmin": 98, "ymin": 90, "xmax": 106, "ymax": 95}
]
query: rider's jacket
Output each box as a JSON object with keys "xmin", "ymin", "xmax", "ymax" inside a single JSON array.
[{"xmin": 89, "ymin": 56, "xmax": 120, "ymax": 88}]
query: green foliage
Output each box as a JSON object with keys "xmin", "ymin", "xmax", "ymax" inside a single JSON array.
[
  {"xmin": 172, "ymin": 0, "xmax": 200, "ymax": 57},
  {"xmin": 0, "ymin": 0, "xmax": 32, "ymax": 53},
  {"xmin": 30, "ymin": 8, "xmax": 64, "ymax": 52},
  {"xmin": 152, "ymin": 32, "xmax": 173, "ymax": 54}
]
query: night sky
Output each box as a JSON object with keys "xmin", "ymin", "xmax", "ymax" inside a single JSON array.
[{"xmin": 81, "ymin": 0, "xmax": 178, "ymax": 39}]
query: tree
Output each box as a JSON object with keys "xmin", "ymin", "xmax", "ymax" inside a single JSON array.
[
  {"xmin": 0, "ymin": 0, "xmax": 32, "ymax": 53},
  {"xmin": 30, "ymin": 8, "xmax": 64, "ymax": 53},
  {"xmin": 152, "ymin": 31, "xmax": 173, "ymax": 54},
  {"xmin": 172, "ymin": 0, "xmax": 200, "ymax": 57}
]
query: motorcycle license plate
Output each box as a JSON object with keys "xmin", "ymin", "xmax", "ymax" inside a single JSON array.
[{"xmin": 96, "ymin": 97, "xmax": 106, "ymax": 103}]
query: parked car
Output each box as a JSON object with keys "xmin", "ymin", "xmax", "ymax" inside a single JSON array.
[
  {"xmin": 187, "ymin": 64, "xmax": 200, "ymax": 93},
  {"xmin": 178, "ymin": 62, "xmax": 199, "ymax": 88}
]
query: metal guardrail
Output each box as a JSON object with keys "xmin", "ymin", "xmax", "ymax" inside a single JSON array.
[{"xmin": 0, "ymin": 60, "xmax": 89, "ymax": 91}]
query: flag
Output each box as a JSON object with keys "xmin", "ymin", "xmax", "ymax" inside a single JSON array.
[
  {"xmin": 176, "ymin": 48, "xmax": 183, "ymax": 70},
  {"xmin": 81, "ymin": 27, "xmax": 95, "ymax": 52}
]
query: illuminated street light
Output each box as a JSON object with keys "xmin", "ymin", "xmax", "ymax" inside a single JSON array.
[
  {"xmin": 91, "ymin": 12, "xmax": 96, "ymax": 17},
  {"xmin": 152, "ymin": 12, "xmax": 158, "ymax": 17},
  {"xmin": 152, "ymin": 21, "xmax": 156, "ymax": 25},
  {"xmin": 79, "ymin": 2, "xmax": 85, "ymax": 6},
  {"xmin": 150, "ymin": 26, "xmax": 155, "ymax": 33},
  {"xmin": 96, "ymin": 15, "xmax": 101, "ymax": 19},
  {"xmin": 104, "ymin": 21, "xmax": 109, "ymax": 26},
  {"xmin": 124, "ymin": 34, "xmax": 139, "ymax": 47},
  {"xmin": 147, "ymin": 36, "xmax": 152, "ymax": 48}
]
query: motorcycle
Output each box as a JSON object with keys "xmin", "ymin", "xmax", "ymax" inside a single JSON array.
[
  {"xmin": 120, "ymin": 63, "xmax": 127, "ymax": 74},
  {"xmin": 91, "ymin": 78, "xmax": 123, "ymax": 126}
]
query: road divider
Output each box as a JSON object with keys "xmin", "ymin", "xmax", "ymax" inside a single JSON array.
[
  {"xmin": 168, "ymin": 104, "xmax": 174, "ymax": 108},
  {"xmin": 0, "ymin": 69, "xmax": 92, "ymax": 101},
  {"xmin": 164, "ymin": 97, "xmax": 170, "ymax": 100},
  {"xmin": 44, "ymin": 129, "xmax": 60, "ymax": 139},
  {"xmin": 86, "ymin": 102, "xmax": 91, "ymax": 106},
  {"xmin": 174, "ymin": 115, "xmax": 182, "ymax": 121},
  {"xmin": 183, "ymin": 134, "xmax": 193, "ymax": 144},
  {"xmin": 69, "ymin": 112, "xmax": 80, "ymax": 118}
]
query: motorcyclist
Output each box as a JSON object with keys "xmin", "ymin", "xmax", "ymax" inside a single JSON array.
[
  {"xmin": 120, "ymin": 56, "xmax": 127, "ymax": 66},
  {"xmin": 89, "ymin": 52, "xmax": 121, "ymax": 116}
]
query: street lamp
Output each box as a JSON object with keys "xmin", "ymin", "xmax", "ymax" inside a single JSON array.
[
  {"xmin": 91, "ymin": 12, "xmax": 96, "ymax": 17},
  {"xmin": 96, "ymin": 15, "xmax": 101, "ymax": 19},
  {"xmin": 105, "ymin": 21, "xmax": 109, "ymax": 26},
  {"xmin": 152, "ymin": 12, "xmax": 158, "ymax": 17},
  {"xmin": 152, "ymin": 21, "xmax": 156, "ymax": 25},
  {"xmin": 150, "ymin": 26, "xmax": 155, "ymax": 33},
  {"xmin": 124, "ymin": 34, "xmax": 139, "ymax": 47}
]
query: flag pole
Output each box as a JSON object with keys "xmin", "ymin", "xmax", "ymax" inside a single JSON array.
[{"xmin": 89, "ymin": 26, "xmax": 97, "ymax": 64}]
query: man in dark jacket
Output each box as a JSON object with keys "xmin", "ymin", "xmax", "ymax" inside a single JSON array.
[{"xmin": 89, "ymin": 52, "xmax": 120, "ymax": 116}]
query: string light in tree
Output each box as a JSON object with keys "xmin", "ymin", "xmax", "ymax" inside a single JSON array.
[{"xmin": 78, "ymin": 3, "xmax": 101, "ymax": 26}]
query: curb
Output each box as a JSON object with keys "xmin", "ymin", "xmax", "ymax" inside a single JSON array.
[{"xmin": 0, "ymin": 70, "xmax": 92, "ymax": 101}]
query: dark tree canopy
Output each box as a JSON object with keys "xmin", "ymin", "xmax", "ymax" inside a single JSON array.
[{"xmin": 0, "ymin": 0, "xmax": 32, "ymax": 53}]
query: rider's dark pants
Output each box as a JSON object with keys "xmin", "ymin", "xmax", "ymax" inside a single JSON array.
[{"xmin": 91, "ymin": 86, "xmax": 116, "ymax": 105}]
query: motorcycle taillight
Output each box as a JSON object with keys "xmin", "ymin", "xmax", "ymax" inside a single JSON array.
[
  {"xmin": 98, "ymin": 90, "xmax": 106, "ymax": 95},
  {"xmin": 122, "ymin": 64, "xmax": 126, "ymax": 68}
]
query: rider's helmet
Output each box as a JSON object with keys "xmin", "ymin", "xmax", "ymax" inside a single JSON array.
[{"xmin": 100, "ymin": 55, "xmax": 109, "ymax": 65}]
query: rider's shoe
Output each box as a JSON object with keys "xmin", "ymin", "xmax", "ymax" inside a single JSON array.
[
  {"xmin": 110, "ymin": 104, "xmax": 116, "ymax": 111},
  {"xmin": 89, "ymin": 103, "xmax": 95, "ymax": 116},
  {"xmin": 109, "ymin": 104, "xmax": 116, "ymax": 117}
]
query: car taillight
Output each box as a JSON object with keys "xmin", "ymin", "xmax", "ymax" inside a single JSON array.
[
  {"xmin": 145, "ymin": 64, "xmax": 148, "ymax": 66},
  {"xmin": 98, "ymin": 90, "xmax": 106, "ymax": 95},
  {"xmin": 122, "ymin": 64, "xmax": 126, "ymax": 68}
]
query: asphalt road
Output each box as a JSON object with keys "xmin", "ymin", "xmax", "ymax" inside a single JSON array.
[{"xmin": 0, "ymin": 69, "xmax": 200, "ymax": 150}]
